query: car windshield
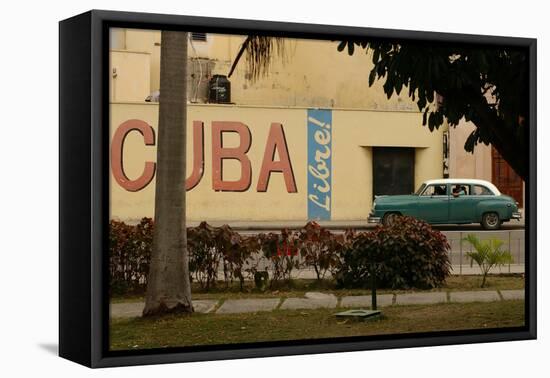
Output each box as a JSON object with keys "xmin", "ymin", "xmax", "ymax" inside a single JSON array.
[{"xmin": 414, "ymin": 184, "xmax": 426, "ymax": 195}]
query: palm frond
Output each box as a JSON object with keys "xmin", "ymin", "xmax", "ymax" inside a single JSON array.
[
  {"xmin": 463, "ymin": 234, "xmax": 513, "ymax": 287},
  {"xmin": 228, "ymin": 36, "xmax": 286, "ymax": 82}
]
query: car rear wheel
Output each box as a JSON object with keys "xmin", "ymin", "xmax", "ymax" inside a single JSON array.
[
  {"xmin": 481, "ymin": 212, "xmax": 501, "ymax": 230},
  {"xmin": 382, "ymin": 212, "xmax": 400, "ymax": 227}
]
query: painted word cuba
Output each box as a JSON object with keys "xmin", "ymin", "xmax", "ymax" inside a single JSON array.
[
  {"xmin": 110, "ymin": 109, "xmax": 333, "ymax": 220},
  {"xmin": 111, "ymin": 120, "xmax": 297, "ymax": 193}
]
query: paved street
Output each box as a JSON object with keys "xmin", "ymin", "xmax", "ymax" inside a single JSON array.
[{"xmin": 111, "ymin": 289, "xmax": 525, "ymax": 319}]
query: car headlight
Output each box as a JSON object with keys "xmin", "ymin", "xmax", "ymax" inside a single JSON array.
[{"xmin": 372, "ymin": 202, "xmax": 376, "ymax": 210}]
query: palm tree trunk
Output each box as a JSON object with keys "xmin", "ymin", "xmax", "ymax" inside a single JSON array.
[
  {"xmin": 481, "ymin": 273, "xmax": 488, "ymax": 288},
  {"xmin": 143, "ymin": 31, "xmax": 193, "ymax": 316}
]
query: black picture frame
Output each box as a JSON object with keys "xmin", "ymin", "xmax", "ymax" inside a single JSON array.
[{"xmin": 59, "ymin": 9, "xmax": 537, "ymax": 368}]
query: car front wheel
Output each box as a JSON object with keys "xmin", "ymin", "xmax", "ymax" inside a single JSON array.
[
  {"xmin": 382, "ymin": 212, "xmax": 400, "ymax": 227},
  {"xmin": 481, "ymin": 212, "xmax": 501, "ymax": 230}
]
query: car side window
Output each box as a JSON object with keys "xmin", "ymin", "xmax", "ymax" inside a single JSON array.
[
  {"xmin": 451, "ymin": 184, "xmax": 470, "ymax": 196},
  {"xmin": 421, "ymin": 184, "xmax": 447, "ymax": 196},
  {"xmin": 472, "ymin": 185, "xmax": 493, "ymax": 195}
]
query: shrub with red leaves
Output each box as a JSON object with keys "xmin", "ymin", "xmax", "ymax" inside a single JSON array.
[
  {"xmin": 258, "ymin": 229, "xmax": 301, "ymax": 287},
  {"xmin": 335, "ymin": 216, "xmax": 451, "ymax": 289}
]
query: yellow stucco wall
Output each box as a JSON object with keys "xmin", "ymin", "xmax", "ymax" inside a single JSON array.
[
  {"xmin": 448, "ymin": 120, "xmax": 492, "ymax": 181},
  {"xmin": 111, "ymin": 29, "xmax": 418, "ymax": 111},
  {"xmin": 225, "ymin": 38, "xmax": 416, "ymax": 111},
  {"xmin": 109, "ymin": 50, "xmax": 151, "ymax": 102},
  {"xmin": 108, "ymin": 28, "xmax": 445, "ymax": 223},
  {"xmin": 110, "ymin": 103, "xmax": 444, "ymax": 223},
  {"xmin": 124, "ymin": 30, "xmax": 162, "ymax": 93}
]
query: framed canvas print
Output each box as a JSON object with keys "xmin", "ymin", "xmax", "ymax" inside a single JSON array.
[{"xmin": 59, "ymin": 10, "xmax": 537, "ymax": 368}]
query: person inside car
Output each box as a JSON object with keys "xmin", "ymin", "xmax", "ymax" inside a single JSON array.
[
  {"xmin": 433, "ymin": 185, "xmax": 446, "ymax": 195},
  {"xmin": 452, "ymin": 185, "xmax": 466, "ymax": 197}
]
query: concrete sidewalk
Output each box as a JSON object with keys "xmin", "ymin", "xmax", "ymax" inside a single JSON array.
[{"xmin": 110, "ymin": 289, "xmax": 524, "ymax": 319}]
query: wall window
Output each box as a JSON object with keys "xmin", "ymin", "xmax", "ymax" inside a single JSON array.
[{"xmin": 372, "ymin": 147, "xmax": 415, "ymax": 199}]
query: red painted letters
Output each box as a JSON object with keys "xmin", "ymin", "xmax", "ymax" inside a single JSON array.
[
  {"xmin": 111, "ymin": 119, "xmax": 156, "ymax": 192},
  {"xmin": 211, "ymin": 121, "xmax": 252, "ymax": 192},
  {"xmin": 185, "ymin": 121, "xmax": 205, "ymax": 190},
  {"xmin": 111, "ymin": 119, "xmax": 297, "ymax": 193},
  {"xmin": 257, "ymin": 123, "xmax": 297, "ymax": 192}
]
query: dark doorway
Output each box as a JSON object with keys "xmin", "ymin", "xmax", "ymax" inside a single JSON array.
[
  {"xmin": 492, "ymin": 147, "xmax": 523, "ymax": 205},
  {"xmin": 373, "ymin": 147, "xmax": 415, "ymax": 200}
]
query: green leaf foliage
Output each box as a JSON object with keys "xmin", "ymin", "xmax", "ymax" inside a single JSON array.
[
  {"xmin": 463, "ymin": 234, "xmax": 513, "ymax": 288},
  {"xmin": 334, "ymin": 39, "xmax": 529, "ymax": 179}
]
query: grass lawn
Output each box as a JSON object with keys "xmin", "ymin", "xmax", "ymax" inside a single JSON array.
[
  {"xmin": 111, "ymin": 274, "xmax": 524, "ymax": 303},
  {"xmin": 110, "ymin": 300, "xmax": 524, "ymax": 350}
]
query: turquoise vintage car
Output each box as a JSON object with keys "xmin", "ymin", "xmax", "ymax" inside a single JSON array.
[{"xmin": 368, "ymin": 179, "xmax": 521, "ymax": 230}]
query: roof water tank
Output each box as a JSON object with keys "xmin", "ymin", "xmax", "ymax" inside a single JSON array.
[{"xmin": 208, "ymin": 74, "xmax": 231, "ymax": 103}]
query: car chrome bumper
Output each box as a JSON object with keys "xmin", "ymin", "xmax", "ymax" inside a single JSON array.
[
  {"xmin": 368, "ymin": 213, "xmax": 381, "ymax": 223},
  {"xmin": 512, "ymin": 211, "xmax": 522, "ymax": 220}
]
